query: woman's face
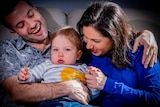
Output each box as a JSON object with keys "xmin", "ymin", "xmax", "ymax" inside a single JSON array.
[{"xmin": 82, "ymin": 26, "xmax": 113, "ymax": 56}]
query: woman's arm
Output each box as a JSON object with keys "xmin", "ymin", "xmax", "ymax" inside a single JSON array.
[
  {"xmin": 104, "ymin": 47, "xmax": 160, "ymax": 106},
  {"xmin": 86, "ymin": 63, "xmax": 160, "ymax": 106}
]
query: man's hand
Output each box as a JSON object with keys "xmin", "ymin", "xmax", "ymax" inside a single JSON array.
[
  {"xmin": 65, "ymin": 80, "xmax": 90, "ymax": 104},
  {"xmin": 132, "ymin": 30, "xmax": 158, "ymax": 68}
]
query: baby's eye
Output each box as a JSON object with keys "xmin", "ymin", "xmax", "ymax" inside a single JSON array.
[
  {"xmin": 53, "ymin": 49, "xmax": 58, "ymax": 51},
  {"xmin": 65, "ymin": 48, "xmax": 71, "ymax": 51}
]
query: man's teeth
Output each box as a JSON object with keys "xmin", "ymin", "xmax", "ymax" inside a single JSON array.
[{"xmin": 31, "ymin": 23, "xmax": 41, "ymax": 34}]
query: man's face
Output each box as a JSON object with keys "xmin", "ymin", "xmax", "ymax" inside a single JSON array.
[{"xmin": 5, "ymin": 1, "xmax": 48, "ymax": 43}]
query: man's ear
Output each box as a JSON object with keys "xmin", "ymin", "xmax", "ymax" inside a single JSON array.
[
  {"xmin": 77, "ymin": 50, "xmax": 83, "ymax": 60},
  {"xmin": 10, "ymin": 30, "xmax": 18, "ymax": 35}
]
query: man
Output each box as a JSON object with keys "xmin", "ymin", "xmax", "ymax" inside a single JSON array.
[{"xmin": 0, "ymin": 0, "xmax": 158, "ymax": 106}]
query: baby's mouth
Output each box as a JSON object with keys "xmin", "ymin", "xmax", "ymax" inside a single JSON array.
[{"xmin": 58, "ymin": 59, "xmax": 64, "ymax": 64}]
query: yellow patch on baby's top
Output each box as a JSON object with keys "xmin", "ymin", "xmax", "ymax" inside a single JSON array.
[{"xmin": 61, "ymin": 67, "xmax": 86, "ymax": 82}]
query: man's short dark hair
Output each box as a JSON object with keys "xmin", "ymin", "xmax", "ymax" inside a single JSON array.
[{"xmin": 0, "ymin": 0, "xmax": 33, "ymax": 29}]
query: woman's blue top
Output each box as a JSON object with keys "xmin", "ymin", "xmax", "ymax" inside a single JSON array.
[{"xmin": 87, "ymin": 46, "xmax": 160, "ymax": 107}]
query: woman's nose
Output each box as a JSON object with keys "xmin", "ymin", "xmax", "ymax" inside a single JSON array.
[{"xmin": 86, "ymin": 41, "xmax": 93, "ymax": 49}]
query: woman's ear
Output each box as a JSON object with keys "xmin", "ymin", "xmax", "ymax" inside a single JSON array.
[{"xmin": 77, "ymin": 50, "xmax": 83, "ymax": 60}]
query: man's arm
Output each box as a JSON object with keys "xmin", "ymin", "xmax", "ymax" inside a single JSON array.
[
  {"xmin": 132, "ymin": 30, "xmax": 158, "ymax": 68},
  {"xmin": 2, "ymin": 76, "xmax": 90, "ymax": 104}
]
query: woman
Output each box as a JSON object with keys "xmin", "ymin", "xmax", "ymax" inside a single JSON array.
[{"xmin": 77, "ymin": 1, "xmax": 160, "ymax": 107}]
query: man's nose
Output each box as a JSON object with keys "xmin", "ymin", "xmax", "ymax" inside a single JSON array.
[{"xmin": 27, "ymin": 21, "xmax": 37, "ymax": 33}]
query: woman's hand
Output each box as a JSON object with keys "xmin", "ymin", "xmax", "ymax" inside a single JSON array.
[
  {"xmin": 132, "ymin": 30, "xmax": 158, "ymax": 68},
  {"xmin": 85, "ymin": 66, "xmax": 107, "ymax": 90}
]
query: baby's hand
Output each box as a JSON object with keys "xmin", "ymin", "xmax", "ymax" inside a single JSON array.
[
  {"xmin": 88, "ymin": 66, "xmax": 101, "ymax": 74},
  {"xmin": 18, "ymin": 67, "xmax": 30, "ymax": 81},
  {"xmin": 86, "ymin": 66, "xmax": 106, "ymax": 90}
]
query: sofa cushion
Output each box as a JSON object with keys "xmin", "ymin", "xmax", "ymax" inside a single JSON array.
[
  {"xmin": 38, "ymin": 7, "xmax": 67, "ymax": 33},
  {"xmin": 67, "ymin": 9, "xmax": 85, "ymax": 29}
]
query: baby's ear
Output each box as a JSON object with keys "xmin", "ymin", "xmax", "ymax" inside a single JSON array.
[{"xmin": 77, "ymin": 50, "xmax": 83, "ymax": 60}]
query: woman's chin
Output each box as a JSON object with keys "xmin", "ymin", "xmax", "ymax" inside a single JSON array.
[{"xmin": 92, "ymin": 52, "xmax": 101, "ymax": 56}]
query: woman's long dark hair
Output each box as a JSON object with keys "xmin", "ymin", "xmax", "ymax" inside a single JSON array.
[{"xmin": 77, "ymin": 1, "xmax": 138, "ymax": 69}]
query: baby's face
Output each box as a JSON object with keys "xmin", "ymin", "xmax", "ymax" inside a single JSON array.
[{"xmin": 51, "ymin": 35, "xmax": 81, "ymax": 65}]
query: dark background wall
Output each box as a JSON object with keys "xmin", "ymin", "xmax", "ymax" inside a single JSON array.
[{"xmin": 29, "ymin": 0, "xmax": 159, "ymax": 14}]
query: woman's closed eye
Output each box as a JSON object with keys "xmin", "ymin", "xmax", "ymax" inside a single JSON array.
[{"xmin": 93, "ymin": 39, "xmax": 101, "ymax": 43}]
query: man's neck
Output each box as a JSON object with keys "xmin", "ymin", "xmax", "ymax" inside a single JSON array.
[{"xmin": 28, "ymin": 37, "xmax": 50, "ymax": 52}]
